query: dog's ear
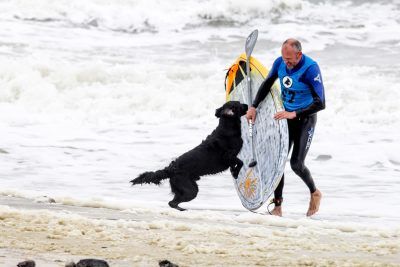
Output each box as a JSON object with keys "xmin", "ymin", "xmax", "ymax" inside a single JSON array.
[{"xmin": 215, "ymin": 107, "xmax": 223, "ymax": 118}]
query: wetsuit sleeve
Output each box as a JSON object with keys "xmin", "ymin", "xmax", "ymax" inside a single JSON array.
[
  {"xmin": 251, "ymin": 57, "xmax": 281, "ymax": 108},
  {"xmin": 296, "ymin": 63, "xmax": 325, "ymax": 118}
]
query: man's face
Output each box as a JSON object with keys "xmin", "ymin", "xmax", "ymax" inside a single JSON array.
[{"xmin": 281, "ymin": 44, "xmax": 302, "ymax": 69}]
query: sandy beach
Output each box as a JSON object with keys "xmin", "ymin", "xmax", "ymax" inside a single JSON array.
[{"xmin": 1, "ymin": 196, "xmax": 399, "ymax": 266}]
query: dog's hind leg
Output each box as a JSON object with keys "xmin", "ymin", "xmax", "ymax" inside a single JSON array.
[
  {"xmin": 181, "ymin": 178, "xmax": 199, "ymax": 202},
  {"xmin": 168, "ymin": 176, "xmax": 186, "ymax": 211},
  {"xmin": 168, "ymin": 195, "xmax": 186, "ymax": 211},
  {"xmin": 168, "ymin": 176, "xmax": 199, "ymax": 211}
]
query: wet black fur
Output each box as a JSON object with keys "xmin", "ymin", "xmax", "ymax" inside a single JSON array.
[{"xmin": 130, "ymin": 101, "xmax": 247, "ymax": 211}]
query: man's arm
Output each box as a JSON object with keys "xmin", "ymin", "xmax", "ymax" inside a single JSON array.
[
  {"xmin": 296, "ymin": 63, "xmax": 325, "ymax": 118},
  {"xmin": 252, "ymin": 57, "xmax": 281, "ymax": 108}
]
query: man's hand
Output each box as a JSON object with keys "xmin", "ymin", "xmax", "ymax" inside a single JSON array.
[
  {"xmin": 246, "ymin": 107, "xmax": 257, "ymax": 122},
  {"xmin": 274, "ymin": 111, "xmax": 296, "ymax": 120}
]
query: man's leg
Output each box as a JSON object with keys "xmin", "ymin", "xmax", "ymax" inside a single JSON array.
[
  {"xmin": 290, "ymin": 114, "xmax": 322, "ymax": 216},
  {"xmin": 270, "ymin": 174, "xmax": 284, "ymax": 216},
  {"xmin": 270, "ymin": 120, "xmax": 296, "ymax": 216}
]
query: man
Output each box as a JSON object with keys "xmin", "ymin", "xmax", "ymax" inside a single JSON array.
[{"xmin": 246, "ymin": 38, "xmax": 325, "ymax": 217}]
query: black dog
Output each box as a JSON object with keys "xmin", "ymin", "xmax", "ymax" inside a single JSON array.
[{"xmin": 130, "ymin": 101, "xmax": 248, "ymax": 211}]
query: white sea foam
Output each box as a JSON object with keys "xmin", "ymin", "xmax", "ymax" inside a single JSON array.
[
  {"xmin": 0, "ymin": 0, "xmax": 398, "ymax": 50},
  {"xmin": 0, "ymin": 203, "xmax": 398, "ymax": 266}
]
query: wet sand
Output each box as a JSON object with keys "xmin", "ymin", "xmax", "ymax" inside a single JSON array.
[{"xmin": 0, "ymin": 196, "xmax": 399, "ymax": 266}]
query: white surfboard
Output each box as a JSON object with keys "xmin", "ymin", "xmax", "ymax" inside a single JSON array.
[{"xmin": 225, "ymin": 53, "xmax": 289, "ymax": 211}]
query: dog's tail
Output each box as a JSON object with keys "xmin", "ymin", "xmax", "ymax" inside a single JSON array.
[{"xmin": 130, "ymin": 168, "xmax": 170, "ymax": 186}]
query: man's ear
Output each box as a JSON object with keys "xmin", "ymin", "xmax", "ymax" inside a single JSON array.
[
  {"xmin": 215, "ymin": 107, "xmax": 223, "ymax": 118},
  {"xmin": 296, "ymin": 51, "xmax": 302, "ymax": 59}
]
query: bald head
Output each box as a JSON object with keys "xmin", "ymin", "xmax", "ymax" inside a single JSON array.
[
  {"xmin": 281, "ymin": 38, "xmax": 303, "ymax": 69},
  {"xmin": 283, "ymin": 38, "xmax": 302, "ymax": 52}
]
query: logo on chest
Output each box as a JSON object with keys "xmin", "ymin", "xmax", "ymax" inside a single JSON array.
[{"xmin": 282, "ymin": 76, "xmax": 293, "ymax": 88}]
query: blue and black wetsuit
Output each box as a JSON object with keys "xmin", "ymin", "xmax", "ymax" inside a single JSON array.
[{"xmin": 252, "ymin": 54, "xmax": 325, "ymax": 204}]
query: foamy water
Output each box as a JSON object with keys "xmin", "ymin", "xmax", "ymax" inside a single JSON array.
[{"xmin": 0, "ymin": 0, "xmax": 399, "ymax": 230}]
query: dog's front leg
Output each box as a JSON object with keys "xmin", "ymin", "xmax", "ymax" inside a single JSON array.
[
  {"xmin": 230, "ymin": 157, "xmax": 243, "ymax": 179},
  {"xmin": 224, "ymin": 151, "xmax": 243, "ymax": 179}
]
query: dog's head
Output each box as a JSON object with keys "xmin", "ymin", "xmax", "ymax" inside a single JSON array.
[{"xmin": 215, "ymin": 101, "xmax": 248, "ymax": 119}]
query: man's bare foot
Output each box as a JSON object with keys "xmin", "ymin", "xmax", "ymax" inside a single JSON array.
[
  {"xmin": 307, "ymin": 189, "xmax": 322, "ymax": 216},
  {"xmin": 268, "ymin": 198, "xmax": 283, "ymax": 216},
  {"xmin": 270, "ymin": 206, "xmax": 282, "ymax": 217}
]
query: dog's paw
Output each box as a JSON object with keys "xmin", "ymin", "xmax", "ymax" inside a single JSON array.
[
  {"xmin": 175, "ymin": 206, "xmax": 187, "ymax": 211},
  {"xmin": 230, "ymin": 166, "xmax": 239, "ymax": 179},
  {"xmin": 230, "ymin": 160, "xmax": 243, "ymax": 179},
  {"xmin": 169, "ymin": 201, "xmax": 187, "ymax": 211}
]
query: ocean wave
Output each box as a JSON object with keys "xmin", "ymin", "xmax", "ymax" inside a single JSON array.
[
  {"xmin": 2, "ymin": 0, "xmax": 399, "ymax": 51},
  {"xmin": 1, "ymin": 0, "xmax": 400, "ymax": 126},
  {"xmin": 2, "ymin": 0, "xmax": 303, "ymax": 32},
  {"xmin": 0, "ymin": 56, "xmax": 399, "ymax": 128},
  {"xmin": 0, "ymin": 57, "xmax": 225, "ymax": 124}
]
